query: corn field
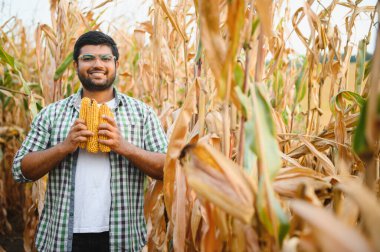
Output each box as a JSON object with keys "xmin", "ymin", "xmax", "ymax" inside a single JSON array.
[{"xmin": 0, "ymin": 0, "xmax": 379, "ymax": 251}]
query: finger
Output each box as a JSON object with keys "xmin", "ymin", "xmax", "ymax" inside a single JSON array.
[
  {"xmin": 98, "ymin": 138, "xmax": 113, "ymax": 146},
  {"xmin": 78, "ymin": 130, "xmax": 94, "ymax": 137},
  {"xmin": 98, "ymin": 130, "xmax": 113, "ymax": 138},
  {"xmin": 72, "ymin": 130, "xmax": 92, "ymax": 141},
  {"xmin": 73, "ymin": 118, "xmax": 86, "ymax": 125},
  {"xmin": 98, "ymin": 123, "xmax": 114, "ymax": 131},
  {"xmin": 72, "ymin": 123, "xmax": 88, "ymax": 132},
  {"xmin": 76, "ymin": 136, "xmax": 89, "ymax": 143},
  {"xmin": 101, "ymin": 115, "xmax": 117, "ymax": 127}
]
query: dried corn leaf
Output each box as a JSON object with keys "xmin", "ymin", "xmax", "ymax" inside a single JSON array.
[
  {"xmin": 255, "ymin": 0, "xmax": 273, "ymax": 37},
  {"xmin": 163, "ymin": 79, "xmax": 198, "ymax": 220},
  {"xmin": 298, "ymin": 136, "xmax": 335, "ymax": 176},
  {"xmin": 40, "ymin": 24, "xmax": 58, "ymax": 47},
  {"xmin": 190, "ymin": 199, "xmax": 202, "ymax": 250},
  {"xmin": 201, "ymin": 202, "xmax": 221, "ymax": 252},
  {"xmin": 157, "ymin": 0, "xmax": 187, "ymax": 41},
  {"xmin": 337, "ymin": 179, "xmax": 380, "ymax": 251},
  {"xmin": 291, "ymin": 200, "xmax": 373, "ymax": 252},
  {"xmin": 274, "ymin": 167, "xmax": 331, "ymax": 198},
  {"xmin": 144, "ymin": 181, "xmax": 166, "ymax": 251},
  {"xmin": 198, "ymin": 0, "xmax": 226, "ymax": 88},
  {"xmin": 181, "ymin": 142, "xmax": 255, "ymax": 224},
  {"xmin": 173, "ymin": 162, "xmax": 187, "ymax": 251}
]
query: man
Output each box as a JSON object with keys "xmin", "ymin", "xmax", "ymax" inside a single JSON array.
[{"xmin": 12, "ymin": 31, "xmax": 168, "ymax": 252}]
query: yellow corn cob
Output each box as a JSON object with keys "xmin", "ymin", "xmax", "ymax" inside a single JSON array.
[
  {"xmin": 98, "ymin": 103, "xmax": 114, "ymax": 152},
  {"xmin": 86, "ymin": 99, "xmax": 99, "ymax": 153},
  {"xmin": 79, "ymin": 97, "xmax": 91, "ymax": 149}
]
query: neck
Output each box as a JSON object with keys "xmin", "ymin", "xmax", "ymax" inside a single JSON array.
[{"xmin": 82, "ymin": 87, "xmax": 114, "ymax": 103}]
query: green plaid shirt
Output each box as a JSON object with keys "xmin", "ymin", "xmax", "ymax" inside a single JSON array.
[{"xmin": 12, "ymin": 88, "xmax": 168, "ymax": 252}]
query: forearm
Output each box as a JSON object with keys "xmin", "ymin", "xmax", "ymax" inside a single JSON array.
[
  {"xmin": 21, "ymin": 143, "xmax": 70, "ymax": 181},
  {"xmin": 119, "ymin": 141, "xmax": 166, "ymax": 180}
]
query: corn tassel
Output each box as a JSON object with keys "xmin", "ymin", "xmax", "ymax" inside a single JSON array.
[
  {"xmin": 79, "ymin": 97, "xmax": 91, "ymax": 149},
  {"xmin": 98, "ymin": 103, "xmax": 114, "ymax": 152},
  {"xmin": 86, "ymin": 99, "xmax": 99, "ymax": 153}
]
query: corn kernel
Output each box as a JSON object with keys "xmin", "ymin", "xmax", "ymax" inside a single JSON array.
[
  {"xmin": 98, "ymin": 103, "xmax": 114, "ymax": 152},
  {"xmin": 86, "ymin": 99, "xmax": 99, "ymax": 153},
  {"xmin": 79, "ymin": 97, "xmax": 90, "ymax": 149}
]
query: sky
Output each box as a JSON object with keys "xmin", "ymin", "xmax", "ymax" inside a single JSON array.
[
  {"xmin": 0, "ymin": 0, "xmax": 151, "ymax": 29},
  {"xmin": 0, "ymin": 0, "xmax": 378, "ymax": 54}
]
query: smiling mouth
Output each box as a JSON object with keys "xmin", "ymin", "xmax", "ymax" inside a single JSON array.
[{"xmin": 89, "ymin": 71, "xmax": 106, "ymax": 78}]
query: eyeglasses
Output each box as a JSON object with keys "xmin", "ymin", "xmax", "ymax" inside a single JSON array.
[{"xmin": 78, "ymin": 54, "xmax": 116, "ymax": 63}]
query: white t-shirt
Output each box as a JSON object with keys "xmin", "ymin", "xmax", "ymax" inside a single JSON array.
[{"xmin": 73, "ymin": 98, "xmax": 116, "ymax": 233}]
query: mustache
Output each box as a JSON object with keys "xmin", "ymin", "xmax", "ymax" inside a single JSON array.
[
  {"xmin": 88, "ymin": 67, "xmax": 108, "ymax": 74},
  {"xmin": 77, "ymin": 73, "xmax": 115, "ymax": 91}
]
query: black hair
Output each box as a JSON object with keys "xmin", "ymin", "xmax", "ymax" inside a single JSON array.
[{"xmin": 73, "ymin": 31, "xmax": 119, "ymax": 62}]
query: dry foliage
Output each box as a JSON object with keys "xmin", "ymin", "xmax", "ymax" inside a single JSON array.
[{"xmin": 0, "ymin": 0, "xmax": 379, "ymax": 251}]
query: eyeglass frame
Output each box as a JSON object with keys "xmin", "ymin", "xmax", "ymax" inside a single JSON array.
[{"xmin": 77, "ymin": 53, "xmax": 117, "ymax": 63}]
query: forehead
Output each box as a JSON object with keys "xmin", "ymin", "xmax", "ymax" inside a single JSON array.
[{"xmin": 79, "ymin": 44, "xmax": 113, "ymax": 55}]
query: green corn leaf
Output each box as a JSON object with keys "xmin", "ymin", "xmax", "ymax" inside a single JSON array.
[
  {"xmin": 29, "ymin": 93, "xmax": 39, "ymax": 119},
  {"xmin": 355, "ymin": 39, "xmax": 367, "ymax": 94},
  {"xmin": 270, "ymin": 187, "xmax": 290, "ymax": 246},
  {"xmin": 352, "ymin": 100, "xmax": 370, "ymax": 157},
  {"xmin": 4, "ymin": 96, "xmax": 11, "ymax": 109},
  {"xmin": 353, "ymin": 95, "xmax": 380, "ymax": 158},
  {"xmin": 251, "ymin": 16, "xmax": 260, "ymax": 37},
  {"xmin": 274, "ymin": 70, "xmax": 284, "ymax": 108},
  {"xmin": 17, "ymin": 70, "xmax": 31, "ymax": 96},
  {"xmin": 0, "ymin": 87, "xmax": 14, "ymax": 98},
  {"xmin": 235, "ymin": 85, "xmax": 250, "ymax": 119},
  {"xmin": 330, "ymin": 90, "xmax": 366, "ymax": 115},
  {"xmin": 257, "ymin": 179, "xmax": 290, "ymax": 246},
  {"xmin": 243, "ymin": 118, "xmax": 257, "ymax": 174},
  {"xmin": 364, "ymin": 57, "xmax": 372, "ymax": 81},
  {"xmin": 254, "ymin": 85, "xmax": 281, "ymax": 178},
  {"xmin": 244, "ymin": 85, "xmax": 281, "ymax": 178},
  {"xmin": 0, "ymin": 43, "xmax": 15, "ymax": 69},
  {"xmin": 294, "ymin": 57, "xmax": 307, "ymax": 104},
  {"xmin": 194, "ymin": 39, "xmax": 202, "ymax": 64},
  {"xmin": 36, "ymin": 101, "xmax": 43, "ymax": 112},
  {"xmin": 234, "ymin": 64, "xmax": 244, "ymax": 89},
  {"xmin": 65, "ymin": 82, "xmax": 72, "ymax": 98},
  {"xmin": 257, "ymin": 180, "xmax": 274, "ymax": 235},
  {"xmin": 54, "ymin": 52, "xmax": 73, "ymax": 81}
]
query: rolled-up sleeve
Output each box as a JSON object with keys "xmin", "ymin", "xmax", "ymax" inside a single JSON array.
[
  {"xmin": 143, "ymin": 107, "xmax": 168, "ymax": 154},
  {"xmin": 12, "ymin": 108, "xmax": 51, "ymax": 182}
]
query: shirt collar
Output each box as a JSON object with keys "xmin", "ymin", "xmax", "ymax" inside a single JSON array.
[{"xmin": 70, "ymin": 87, "xmax": 124, "ymax": 111}]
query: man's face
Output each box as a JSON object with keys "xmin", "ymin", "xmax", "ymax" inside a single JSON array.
[{"xmin": 74, "ymin": 44, "xmax": 119, "ymax": 91}]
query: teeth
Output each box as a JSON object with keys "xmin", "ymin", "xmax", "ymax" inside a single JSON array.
[{"xmin": 90, "ymin": 72, "xmax": 105, "ymax": 77}]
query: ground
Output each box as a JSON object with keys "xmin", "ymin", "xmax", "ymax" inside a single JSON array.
[{"xmin": 0, "ymin": 209, "xmax": 24, "ymax": 252}]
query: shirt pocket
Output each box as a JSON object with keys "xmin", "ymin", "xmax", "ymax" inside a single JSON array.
[
  {"xmin": 50, "ymin": 111, "xmax": 77, "ymax": 146},
  {"xmin": 50, "ymin": 124, "xmax": 69, "ymax": 146},
  {"xmin": 119, "ymin": 122, "xmax": 145, "ymax": 148}
]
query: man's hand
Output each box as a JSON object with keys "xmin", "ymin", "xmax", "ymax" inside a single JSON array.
[
  {"xmin": 20, "ymin": 118, "xmax": 93, "ymax": 181},
  {"xmin": 97, "ymin": 115, "xmax": 125, "ymax": 154},
  {"xmin": 61, "ymin": 119, "xmax": 93, "ymax": 154},
  {"xmin": 98, "ymin": 115, "xmax": 165, "ymax": 179}
]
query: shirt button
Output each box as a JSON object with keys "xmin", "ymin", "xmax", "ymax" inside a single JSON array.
[{"xmin": 69, "ymin": 212, "xmax": 73, "ymax": 217}]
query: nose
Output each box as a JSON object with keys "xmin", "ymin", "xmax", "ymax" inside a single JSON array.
[
  {"xmin": 91, "ymin": 57, "xmax": 105, "ymax": 70},
  {"xmin": 92, "ymin": 57, "xmax": 104, "ymax": 67}
]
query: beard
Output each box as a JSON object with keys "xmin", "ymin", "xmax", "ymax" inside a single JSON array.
[{"xmin": 78, "ymin": 70, "xmax": 116, "ymax": 91}]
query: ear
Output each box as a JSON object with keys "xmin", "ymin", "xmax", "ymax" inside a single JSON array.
[
  {"xmin": 73, "ymin": 61, "xmax": 78, "ymax": 70},
  {"xmin": 115, "ymin": 60, "xmax": 120, "ymax": 69}
]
